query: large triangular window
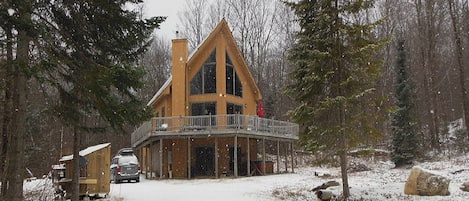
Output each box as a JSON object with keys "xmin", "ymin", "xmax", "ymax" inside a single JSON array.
[
  {"xmin": 225, "ymin": 52, "xmax": 242, "ymax": 97},
  {"xmin": 190, "ymin": 50, "xmax": 217, "ymax": 95}
]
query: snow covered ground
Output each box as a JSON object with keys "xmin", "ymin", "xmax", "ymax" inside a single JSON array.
[{"xmin": 24, "ymin": 155, "xmax": 469, "ymax": 201}]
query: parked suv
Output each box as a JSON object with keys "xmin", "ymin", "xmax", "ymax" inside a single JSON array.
[{"xmin": 110, "ymin": 148, "xmax": 141, "ymax": 183}]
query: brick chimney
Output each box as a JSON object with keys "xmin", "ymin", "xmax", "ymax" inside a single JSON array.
[{"xmin": 171, "ymin": 38, "xmax": 188, "ymax": 117}]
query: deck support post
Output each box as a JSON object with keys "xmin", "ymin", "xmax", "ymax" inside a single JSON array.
[
  {"xmin": 290, "ymin": 142, "xmax": 295, "ymax": 173},
  {"xmin": 276, "ymin": 140, "xmax": 280, "ymax": 173},
  {"xmin": 284, "ymin": 141, "xmax": 288, "ymax": 173},
  {"xmin": 262, "ymin": 138, "xmax": 266, "ymax": 175},
  {"xmin": 145, "ymin": 146, "xmax": 149, "ymax": 179},
  {"xmin": 215, "ymin": 137, "xmax": 219, "ymax": 178},
  {"xmin": 187, "ymin": 137, "xmax": 191, "ymax": 179},
  {"xmin": 159, "ymin": 139, "xmax": 163, "ymax": 178},
  {"xmin": 247, "ymin": 137, "xmax": 251, "ymax": 176},
  {"xmin": 234, "ymin": 135, "xmax": 238, "ymax": 177},
  {"xmin": 149, "ymin": 142, "xmax": 153, "ymax": 179}
]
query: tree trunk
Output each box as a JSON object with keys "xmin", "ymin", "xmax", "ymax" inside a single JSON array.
[
  {"xmin": 4, "ymin": 13, "xmax": 29, "ymax": 201},
  {"xmin": 0, "ymin": 23, "xmax": 14, "ymax": 201},
  {"xmin": 71, "ymin": 127, "xmax": 81, "ymax": 201},
  {"xmin": 339, "ymin": 143, "xmax": 350, "ymax": 198},
  {"xmin": 415, "ymin": 0, "xmax": 440, "ymax": 150},
  {"xmin": 448, "ymin": 0, "xmax": 469, "ymax": 139},
  {"xmin": 339, "ymin": 101, "xmax": 350, "ymax": 198},
  {"xmin": 334, "ymin": 0, "xmax": 349, "ymax": 198}
]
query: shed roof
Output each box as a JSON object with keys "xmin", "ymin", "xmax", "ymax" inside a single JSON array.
[{"xmin": 59, "ymin": 143, "xmax": 110, "ymax": 162}]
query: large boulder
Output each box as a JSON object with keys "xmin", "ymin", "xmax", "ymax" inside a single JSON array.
[{"xmin": 404, "ymin": 166, "xmax": 450, "ymax": 196}]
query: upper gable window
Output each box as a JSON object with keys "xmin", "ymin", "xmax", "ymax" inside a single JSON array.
[
  {"xmin": 190, "ymin": 50, "xmax": 217, "ymax": 95},
  {"xmin": 225, "ymin": 52, "xmax": 242, "ymax": 97}
]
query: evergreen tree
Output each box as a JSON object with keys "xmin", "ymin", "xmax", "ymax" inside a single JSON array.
[
  {"xmin": 0, "ymin": 1, "xmax": 164, "ymax": 200},
  {"xmin": 285, "ymin": 0, "xmax": 386, "ymax": 198},
  {"xmin": 391, "ymin": 40, "xmax": 417, "ymax": 167},
  {"xmin": 1, "ymin": 1, "xmax": 38, "ymax": 200},
  {"xmin": 46, "ymin": 1, "xmax": 164, "ymax": 200},
  {"xmin": 45, "ymin": 0, "xmax": 163, "ymax": 131}
]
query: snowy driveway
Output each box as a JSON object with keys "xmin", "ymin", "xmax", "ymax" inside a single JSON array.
[{"xmin": 108, "ymin": 173, "xmax": 306, "ymax": 201}]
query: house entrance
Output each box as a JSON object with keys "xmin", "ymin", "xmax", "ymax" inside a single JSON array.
[{"xmin": 193, "ymin": 146, "xmax": 215, "ymax": 177}]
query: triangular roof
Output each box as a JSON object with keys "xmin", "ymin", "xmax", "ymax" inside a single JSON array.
[{"xmin": 147, "ymin": 18, "xmax": 262, "ymax": 107}]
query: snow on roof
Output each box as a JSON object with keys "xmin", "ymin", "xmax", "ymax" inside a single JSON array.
[
  {"xmin": 59, "ymin": 143, "xmax": 110, "ymax": 162},
  {"xmin": 146, "ymin": 75, "xmax": 172, "ymax": 106}
]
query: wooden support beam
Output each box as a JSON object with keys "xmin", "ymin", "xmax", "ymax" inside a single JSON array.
[
  {"xmin": 247, "ymin": 137, "xmax": 251, "ymax": 177},
  {"xmin": 187, "ymin": 137, "xmax": 191, "ymax": 179},
  {"xmin": 145, "ymin": 146, "xmax": 149, "ymax": 179},
  {"xmin": 149, "ymin": 142, "xmax": 153, "ymax": 179},
  {"xmin": 276, "ymin": 140, "xmax": 280, "ymax": 173},
  {"xmin": 234, "ymin": 135, "xmax": 238, "ymax": 177},
  {"xmin": 159, "ymin": 139, "xmax": 163, "ymax": 178},
  {"xmin": 284, "ymin": 142, "xmax": 288, "ymax": 173},
  {"xmin": 215, "ymin": 137, "xmax": 219, "ymax": 178},
  {"xmin": 262, "ymin": 138, "xmax": 266, "ymax": 175},
  {"xmin": 290, "ymin": 142, "xmax": 295, "ymax": 173}
]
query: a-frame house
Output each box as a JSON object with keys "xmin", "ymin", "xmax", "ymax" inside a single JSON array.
[{"xmin": 131, "ymin": 19, "xmax": 298, "ymax": 179}]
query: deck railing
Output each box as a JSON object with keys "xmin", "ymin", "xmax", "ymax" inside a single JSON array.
[{"xmin": 131, "ymin": 115, "xmax": 299, "ymax": 147}]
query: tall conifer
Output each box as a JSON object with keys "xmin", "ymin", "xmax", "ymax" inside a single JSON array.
[
  {"xmin": 46, "ymin": 1, "xmax": 164, "ymax": 200},
  {"xmin": 285, "ymin": 0, "xmax": 386, "ymax": 198},
  {"xmin": 0, "ymin": 1, "xmax": 164, "ymax": 200},
  {"xmin": 391, "ymin": 40, "xmax": 417, "ymax": 167}
]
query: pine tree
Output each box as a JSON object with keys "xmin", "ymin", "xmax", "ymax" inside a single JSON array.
[
  {"xmin": 285, "ymin": 0, "xmax": 386, "ymax": 198},
  {"xmin": 45, "ymin": 1, "xmax": 164, "ymax": 200},
  {"xmin": 0, "ymin": 1, "xmax": 164, "ymax": 200},
  {"xmin": 391, "ymin": 40, "xmax": 417, "ymax": 167},
  {"xmin": 1, "ymin": 1, "xmax": 36, "ymax": 200}
]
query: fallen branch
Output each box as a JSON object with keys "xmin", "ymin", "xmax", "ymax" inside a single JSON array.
[
  {"xmin": 451, "ymin": 169, "xmax": 468, "ymax": 174},
  {"xmin": 311, "ymin": 180, "xmax": 340, "ymax": 192}
]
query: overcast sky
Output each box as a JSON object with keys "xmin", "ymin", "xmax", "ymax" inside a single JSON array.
[{"xmin": 143, "ymin": 0, "xmax": 186, "ymax": 39}]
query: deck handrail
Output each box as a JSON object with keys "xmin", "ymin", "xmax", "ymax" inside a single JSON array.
[{"xmin": 131, "ymin": 115, "xmax": 299, "ymax": 147}]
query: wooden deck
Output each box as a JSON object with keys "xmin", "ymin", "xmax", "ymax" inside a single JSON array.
[{"xmin": 131, "ymin": 115, "xmax": 299, "ymax": 148}]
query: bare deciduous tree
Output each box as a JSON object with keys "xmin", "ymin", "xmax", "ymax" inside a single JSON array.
[
  {"xmin": 178, "ymin": 0, "xmax": 209, "ymax": 50},
  {"xmin": 139, "ymin": 36, "xmax": 172, "ymax": 102},
  {"xmin": 448, "ymin": 0, "xmax": 469, "ymax": 139},
  {"xmin": 206, "ymin": 0, "xmax": 230, "ymax": 31},
  {"xmin": 413, "ymin": 0, "xmax": 448, "ymax": 150}
]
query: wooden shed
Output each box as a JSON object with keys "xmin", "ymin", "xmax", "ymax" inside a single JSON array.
[{"xmin": 56, "ymin": 143, "xmax": 111, "ymax": 199}]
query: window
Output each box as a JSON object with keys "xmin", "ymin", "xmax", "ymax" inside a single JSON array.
[
  {"xmin": 191, "ymin": 50, "xmax": 217, "ymax": 95},
  {"xmin": 191, "ymin": 102, "xmax": 217, "ymax": 127},
  {"xmin": 226, "ymin": 103, "xmax": 243, "ymax": 114},
  {"xmin": 191, "ymin": 102, "xmax": 217, "ymax": 116},
  {"xmin": 226, "ymin": 52, "xmax": 242, "ymax": 97}
]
